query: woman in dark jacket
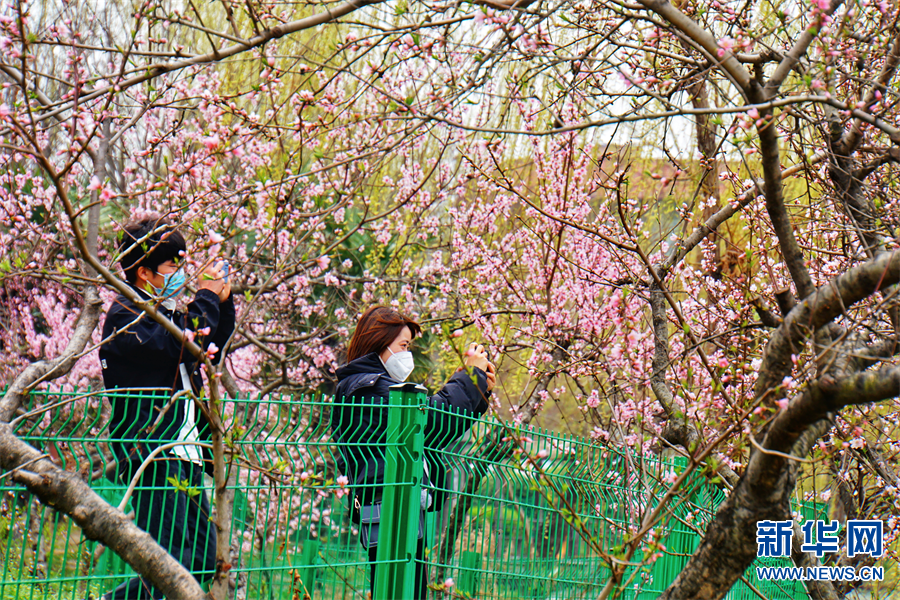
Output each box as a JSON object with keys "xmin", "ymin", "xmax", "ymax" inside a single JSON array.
[{"xmin": 332, "ymin": 306, "xmax": 496, "ymax": 598}]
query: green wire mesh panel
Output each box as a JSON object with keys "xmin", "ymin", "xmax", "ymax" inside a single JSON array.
[
  {"xmin": 2, "ymin": 389, "xmax": 387, "ymax": 600},
  {"xmin": 422, "ymin": 404, "xmax": 825, "ymax": 600},
  {"xmin": 424, "ymin": 407, "xmax": 699, "ymax": 599},
  {"xmin": 2, "ymin": 388, "xmax": 824, "ymax": 600}
]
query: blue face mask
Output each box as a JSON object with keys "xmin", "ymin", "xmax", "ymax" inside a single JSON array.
[{"xmin": 150, "ymin": 268, "xmax": 186, "ymax": 300}]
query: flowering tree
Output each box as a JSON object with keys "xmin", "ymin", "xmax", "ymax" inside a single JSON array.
[{"xmin": 2, "ymin": 0, "xmax": 900, "ymax": 597}]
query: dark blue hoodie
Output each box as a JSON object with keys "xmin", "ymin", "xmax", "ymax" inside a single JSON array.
[
  {"xmin": 99, "ymin": 285, "xmax": 235, "ymax": 473},
  {"xmin": 332, "ymin": 352, "xmax": 491, "ymax": 511}
]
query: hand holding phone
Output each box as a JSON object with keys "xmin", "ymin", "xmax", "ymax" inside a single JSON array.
[
  {"xmin": 217, "ymin": 260, "xmax": 230, "ymax": 283},
  {"xmin": 464, "ymin": 343, "xmax": 490, "ymax": 372}
]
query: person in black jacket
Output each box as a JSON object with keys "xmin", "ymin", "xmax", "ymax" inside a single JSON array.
[
  {"xmin": 99, "ymin": 216, "xmax": 235, "ymax": 600},
  {"xmin": 332, "ymin": 306, "xmax": 496, "ymax": 599}
]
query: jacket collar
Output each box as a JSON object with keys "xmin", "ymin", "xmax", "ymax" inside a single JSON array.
[
  {"xmin": 335, "ymin": 352, "xmax": 388, "ymax": 380},
  {"xmin": 130, "ymin": 282, "xmax": 153, "ymax": 301},
  {"xmin": 118, "ymin": 282, "xmax": 174, "ymax": 316}
]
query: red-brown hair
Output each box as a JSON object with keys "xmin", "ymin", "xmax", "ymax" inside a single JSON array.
[{"xmin": 347, "ymin": 306, "xmax": 422, "ymax": 362}]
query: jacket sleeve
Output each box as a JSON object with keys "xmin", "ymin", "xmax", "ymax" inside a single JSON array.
[
  {"xmin": 209, "ymin": 294, "xmax": 236, "ymax": 364},
  {"xmin": 105, "ymin": 290, "xmax": 222, "ymax": 362},
  {"xmin": 425, "ymin": 367, "xmax": 491, "ymax": 449}
]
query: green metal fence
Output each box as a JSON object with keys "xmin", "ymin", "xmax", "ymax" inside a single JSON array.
[{"xmin": 1, "ymin": 385, "xmax": 821, "ymax": 599}]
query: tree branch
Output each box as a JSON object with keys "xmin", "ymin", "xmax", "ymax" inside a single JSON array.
[
  {"xmin": 19, "ymin": 0, "xmax": 390, "ymax": 127},
  {"xmin": 840, "ymin": 25, "xmax": 900, "ymax": 154},
  {"xmin": 764, "ymin": 0, "xmax": 844, "ymax": 95},
  {"xmin": 635, "ymin": 0, "xmax": 752, "ymax": 94},
  {"xmin": 756, "ymin": 250, "xmax": 900, "ymax": 402}
]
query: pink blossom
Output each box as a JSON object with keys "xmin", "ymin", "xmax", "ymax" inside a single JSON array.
[
  {"xmin": 201, "ymin": 136, "xmax": 220, "ymax": 150},
  {"xmin": 717, "ymin": 37, "xmax": 735, "ymax": 58},
  {"xmin": 209, "ymin": 231, "xmax": 225, "ymax": 244}
]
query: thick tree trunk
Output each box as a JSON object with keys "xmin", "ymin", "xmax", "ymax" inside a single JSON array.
[{"xmin": 657, "ymin": 452, "xmax": 797, "ymax": 600}]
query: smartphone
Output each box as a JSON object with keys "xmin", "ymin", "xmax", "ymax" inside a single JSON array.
[{"xmin": 218, "ymin": 260, "xmax": 230, "ymax": 282}]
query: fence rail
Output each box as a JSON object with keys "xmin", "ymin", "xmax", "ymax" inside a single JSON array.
[{"xmin": 1, "ymin": 386, "xmax": 821, "ymax": 599}]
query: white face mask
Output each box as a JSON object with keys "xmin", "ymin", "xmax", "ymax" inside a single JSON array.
[{"xmin": 383, "ymin": 347, "xmax": 415, "ymax": 381}]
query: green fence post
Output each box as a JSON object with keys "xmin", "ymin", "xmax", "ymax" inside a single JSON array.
[
  {"xmin": 458, "ymin": 551, "xmax": 482, "ymax": 596},
  {"xmin": 297, "ymin": 537, "xmax": 320, "ymax": 596},
  {"xmin": 374, "ymin": 382, "xmax": 427, "ymax": 599}
]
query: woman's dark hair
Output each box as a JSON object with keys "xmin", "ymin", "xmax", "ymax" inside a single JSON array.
[
  {"xmin": 347, "ymin": 306, "xmax": 422, "ymax": 362},
  {"xmin": 119, "ymin": 216, "xmax": 186, "ymax": 284}
]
